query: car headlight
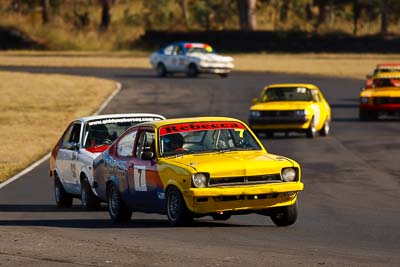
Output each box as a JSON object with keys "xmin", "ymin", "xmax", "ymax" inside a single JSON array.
[
  {"xmin": 250, "ymin": 111, "xmax": 261, "ymax": 117},
  {"xmin": 360, "ymin": 97, "xmax": 369, "ymax": 104},
  {"xmin": 281, "ymin": 168, "xmax": 297, "ymax": 182},
  {"xmin": 192, "ymin": 173, "xmax": 209, "ymax": 188}
]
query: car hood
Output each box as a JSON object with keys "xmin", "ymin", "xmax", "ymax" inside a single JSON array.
[
  {"xmin": 361, "ymin": 87, "xmax": 400, "ymax": 97},
  {"xmin": 250, "ymin": 101, "xmax": 313, "ymax": 111},
  {"xmin": 164, "ymin": 151, "xmax": 295, "ymax": 177},
  {"xmin": 187, "ymin": 52, "xmax": 233, "ymax": 62}
]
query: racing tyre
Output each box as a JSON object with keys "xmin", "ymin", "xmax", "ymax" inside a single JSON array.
[
  {"xmin": 319, "ymin": 119, "xmax": 330, "ymax": 136},
  {"xmin": 187, "ymin": 64, "xmax": 198, "ymax": 78},
  {"xmin": 166, "ymin": 187, "xmax": 193, "ymax": 226},
  {"xmin": 107, "ymin": 183, "xmax": 132, "ymax": 223},
  {"xmin": 270, "ymin": 203, "xmax": 298, "ymax": 227},
  {"xmin": 156, "ymin": 63, "xmax": 167, "ymax": 77},
  {"xmin": 211, "ymin": 213, "xmax": 231, "ymax": 221},
  {"xmin": 54, "ymin": 175, "xmax": 73, "ymax": 208},
  {"xmin": 306, "ymin": 117, "xmax": 317, "ymax": 138},
  {"xmin": 219, "ymin": 73, "xmax": 228, "ymax": 78},
  {"xmin": 81, "ymin": 177, "xmax": 101, "ymax": 211}
]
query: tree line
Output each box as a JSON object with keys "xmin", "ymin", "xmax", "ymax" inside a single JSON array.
[{"xmin": 2, "ymin": 0, "xmax": 399, "ymax": 36}]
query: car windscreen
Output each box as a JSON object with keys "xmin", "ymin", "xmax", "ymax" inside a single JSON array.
[
  {"xmin": 83, "ymin": 117, "xmax": 158, "ymax": 148},
  {"xmin": 159, "ymin": 121, "xmax": 261, "ymax": 157},
  {"xmin": 261, "ymin": 87, "xmax": 313, "ymax": 102},
  {"xmin": 373, "ymin": 78, "xmax": 400, "ymax": 88}
]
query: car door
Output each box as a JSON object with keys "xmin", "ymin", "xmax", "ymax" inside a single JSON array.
[
  {"xmin": 56, "ymin": 122, "xmax": 81, "ymax": 194},
  {"xmin": 114, "ymin": 129, "xmax": 138, "ymax": 204},
  {"xmin": 162, "ymin": 44, "xmax": 176, "ymax": 71},
  {"xmin": 128, "ymin": 127, "xmax": 163, "ymax": 212}
]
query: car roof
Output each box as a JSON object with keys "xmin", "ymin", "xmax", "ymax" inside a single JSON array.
[
  {"xmin": 134, "ymin": 116, "xmax": 245, "ymax": 129},
  {"xmin": 76, "ymin": 113, "xmax": 166, "ymax": 123},
  {"xmin": 263, "ymin": 83, "xmax": 319, "ymax": 91},
  {"xmin": 373, "ymin": 72, "xmax": 400, "ymax": 79},
  {"xmin": 376, "ymin": 63, "xmax": 400, "ymax": 69}
]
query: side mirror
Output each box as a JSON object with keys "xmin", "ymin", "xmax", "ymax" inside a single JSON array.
[
  {"xmin": 141, "ymin": 150, "xmax": 154, "ymax": 161},
  {"xmin": 66, "ymin": 142, "xmax": 79, "ymax": 151},
  {"xmin": 252, "ymin": 97, "xmax": 258, "ymax": 104}
]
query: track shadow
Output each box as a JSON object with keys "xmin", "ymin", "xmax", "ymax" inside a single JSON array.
[
  {"xmin": 330, "ymin": 103, "xmax": 358, "ymax": 109},
  {"xmin": 0, "ymin": 218, "xmax": 264, "ymax": 229},
  {"xmin": 0, "ymin": 204, "xmax": 107, "ymax": 212}
]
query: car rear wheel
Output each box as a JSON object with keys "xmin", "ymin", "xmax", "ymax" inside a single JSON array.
[
  {"xmin": 54, "ymin": 175, "xmax": 73, "ymax": 208},
  {"xmin": 166, "ymin": 187, "xmax": 193, "ymax": 226},
  {"xmin": 81, "ymin": 177, "xmax": 100, "ymax": 211},
  {"xmin": 319, "ymin": 119, "xmax": 330, "ymax": 136},
  {"xmin": 107, "ymin": 183, "xmax": 132, "ymax": 223},
  {"xmin": 270, "ymin": 203, "xmax": 298, "ymax": 227},
  {"xmin": 156, "ymin": 63, "xmax": 167, "ymax": 77},
  {"xmin": 306, "ymin": 117, "xmax": 317, "ymax": 138},
  {"xmin": 187, "ymin": 64, "xmax": 198, "ymax": 78}
]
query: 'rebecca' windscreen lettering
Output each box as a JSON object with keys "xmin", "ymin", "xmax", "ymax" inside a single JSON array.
[{"xmin": 159, "ymin": 121, "xmax": 245, "ymax": 136}]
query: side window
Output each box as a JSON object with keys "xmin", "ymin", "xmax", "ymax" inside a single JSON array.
[
  {"xmin": 69, "ymin": 123, "xmax": 81, "ymax": 143},
  {"xmin": 61, "ymin": 123, "xmax": 81, "ymax": 148},
  {"xmin": 173, "ymin": 45, "xmax": 183, "ymax": 55},
  {"xmin": 135, "ymin": 131, "xmax": 155, "ymax": 158},
  {"xmin": 164, "ymin": 45, "xmax": 174, "ymax": 55},
  {"xmin": 117, "ymin": 130, "xmax": 137, "ymax": 157}
]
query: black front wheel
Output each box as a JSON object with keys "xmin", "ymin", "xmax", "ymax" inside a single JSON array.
[
  {"xmin": 166, "ymin": 187, "xmax": 193, "ymax": 226},
  {"xmin": 306, "ymin": 117, "xmax": 317, "ymax": 138},
  {"xmin": 270, "ymin": 203, "xmax": 298, "ymax": 227},
  {"xmin": 54, "ymin": 176, "xmax": 73, "ymax": 208},
  {"xmin": 156, "ymin": 63, "xmax": 167, "ymax": 77},
  {"xmin": 187, "ymin": 64, "xmax": 198, "ymax": 78},
  {"xmin": 81, "ymin": 177, "xmax": 101, "ymax": 211},
  {"xmin": 107, "ymin": 183, "xmax": 132, "ymax": 223}
]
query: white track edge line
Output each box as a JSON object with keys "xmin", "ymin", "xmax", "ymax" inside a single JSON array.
[{"xmin": 0, "ymin": 82, "xmax": 122, "ymax": 190}]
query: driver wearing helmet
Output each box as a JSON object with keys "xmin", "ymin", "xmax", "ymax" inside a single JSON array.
[{"xmin": 164, "ymin": 133, "xmax": 186, "ymax": 153}]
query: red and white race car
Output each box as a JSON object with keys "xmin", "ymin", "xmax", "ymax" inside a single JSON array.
[
  {"xmin": 49, "ymin": 113, "xmax": 165, "ymax": 210},
  {"xmin": 150, "ymin": 42, "xmax": 234, "ymax": 78}
]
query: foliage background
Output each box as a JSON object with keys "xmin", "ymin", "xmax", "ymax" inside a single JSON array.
[{"xmin": 1, "ymin": 0, "xmax": 400, "ymax": 50}]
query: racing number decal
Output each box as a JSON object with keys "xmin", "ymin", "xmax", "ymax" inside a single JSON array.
[{"xmin": 134, "ymin": 165, "xmax": 147, "ymax": 191}]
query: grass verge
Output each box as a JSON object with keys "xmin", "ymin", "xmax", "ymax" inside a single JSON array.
[
  {"xmin": 2, "ymin": 51, "xmax": 400, "ymax": 79},
  {"xmin": 0, "ymin": 71, "xmax": 115, "ymax": 182}
]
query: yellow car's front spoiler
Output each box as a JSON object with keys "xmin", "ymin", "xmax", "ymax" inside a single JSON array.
[
  {"xmin": 250, "ymin": 122, "xmax": 311, "ymax": 130},
  {"xmin": 183, "ymin": 182, "xmax": 304, "ymax": 214}
]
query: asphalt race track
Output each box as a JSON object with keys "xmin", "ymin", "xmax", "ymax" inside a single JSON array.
[{"xmin": 0, "ymin": 67, "xmax": 399, "ymax": 266}]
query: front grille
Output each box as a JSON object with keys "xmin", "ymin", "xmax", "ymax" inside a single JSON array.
[
  {"xmin": 260, "ymin": 110, "xmax": 297, "ymax": 117},
  {"xmin": 209, "ymin": 174, "xmax": 281, "ymax": 187},
  {"xmin": 373, "ymin": 97, "xmax": 400, "ymax": 104}
]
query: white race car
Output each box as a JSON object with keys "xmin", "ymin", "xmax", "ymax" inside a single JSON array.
[
  {"xmin": 49, "ymin": 113, "xmax": 166, "ymax": 210},
  {"xmin": 150, "ymin": 42, "xmax": 234, "ymax": 78}
]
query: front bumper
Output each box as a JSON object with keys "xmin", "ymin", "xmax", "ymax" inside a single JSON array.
[
  {"xmin": 360, "ymin": 103, "xmax": 400, "ymax": 112},
  {"xmin": 249, "ymin": 117, "xmax": 311, "ymax": 131},
  {"xmin": 183, "ymin": 182, "xmax": 304, "ymax": 214}
]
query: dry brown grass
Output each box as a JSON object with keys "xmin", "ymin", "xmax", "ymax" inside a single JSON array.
[
  {"xmin": 0, "ymin": 71, "xmax": 115, "ymax": 182},
  {"xmin": 2, "ymin": 51, "xmax": 400, "ymax": 79}
]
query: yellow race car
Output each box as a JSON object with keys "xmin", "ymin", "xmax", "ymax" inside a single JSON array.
[
  {"xmin": 359, "ymin": 72, "xmax": 400, "ymax": 120},
  {"xmin": 93, "ymin": 117, "xmax": 304, "ymax": 226},
  {"xmin": 249, "ymin": 84, "xmax": 331, "ymax": 138}
]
